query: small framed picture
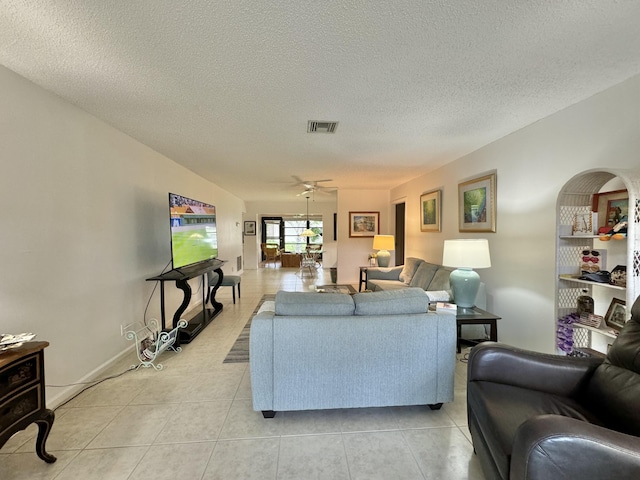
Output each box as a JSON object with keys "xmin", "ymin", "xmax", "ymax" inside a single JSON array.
[
  {"xmin": 244, "ymin": 221, "xmax": 256, "ymax": 236},
  {"xmin": 605, "ymin": 298, "xmax": 626, "ymax": 331},
  {"xmin": 458, "ymin": 173, "xmax": 496, "ymax": 232},
  {"xmin": 573, "ymin": 211, "xmax": 596, "ymax": 236},
  {"xmin": 349, "ymin": 212, "xmax": 379, "ymax": 237},
  {"xmin": 420, "ymin": 189, "xmax": 441, "ymax": 232}
]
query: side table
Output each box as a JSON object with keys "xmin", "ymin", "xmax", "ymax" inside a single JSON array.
[
  {"xmin": 0, "ymin": 341, "xmax": 56, "ymax": 463},
  {"xmin": 455, "ymin": 307, "xmax": 501, "ymax": 353},
  {"xmin": 359, "ymin": 266, "xmax": 368, "ymax": 291}
]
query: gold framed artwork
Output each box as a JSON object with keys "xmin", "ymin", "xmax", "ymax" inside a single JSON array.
[
  {"xmin": 420, "ymin": 189, "xmax": 441, "ymax": 232},
  {"xmin": 349, "ymin": 212, "xmax": 380, "ymax": 237},
  {"xmin": 458, "ymin": 173, "xmax": 496, "ymax": 232}
]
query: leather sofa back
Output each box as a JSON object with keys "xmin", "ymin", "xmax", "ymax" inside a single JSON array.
[{"xmin": 585, "ymin": 295, "xmax": 640, "ymax": 436}]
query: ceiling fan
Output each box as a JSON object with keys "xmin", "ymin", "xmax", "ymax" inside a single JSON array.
[{"xmin": 291, "ymin": 176, "xmax": 335, "ymax": 196}]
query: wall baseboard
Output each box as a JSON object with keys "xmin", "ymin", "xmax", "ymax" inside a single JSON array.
[{"xmin": 47, "ymin": 345, "xmax": 132, "ymax": 409}]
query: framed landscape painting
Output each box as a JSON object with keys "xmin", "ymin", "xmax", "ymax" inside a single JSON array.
[
  {"xmin": 349, "ymin": 212, "xmax": 379, "ymax": 237},
  {"xmin": 244, "ymin": 220, "xmax": 256, "ymax": 236},
  {"xmin": 420, "ymin": 189, "xmax": 441, "ymax": 232},
  {"xmin": 458, "ymin": 173, "xmax": 496, "ymax": 232}
]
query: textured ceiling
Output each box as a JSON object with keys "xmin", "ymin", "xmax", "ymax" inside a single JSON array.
[{"xmin": 2, "ymin": 1, "xmax": 640, "ymax": 202}]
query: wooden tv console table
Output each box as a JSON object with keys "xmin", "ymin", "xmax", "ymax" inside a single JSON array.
[
  {"xmin": 0, "ymin": 341, "xmax": 56, "ymax": 463},
  {"xmin": 147, "ymin": 258, "xmax": 226, "ymax": 344}
]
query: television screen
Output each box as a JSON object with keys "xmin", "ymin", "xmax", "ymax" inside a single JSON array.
[{"xmin": 169, "ymin": 193, "xmax": 218, "ymax": 269}]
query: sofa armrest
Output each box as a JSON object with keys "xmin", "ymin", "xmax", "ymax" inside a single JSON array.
[
  {"xmin": 511, "ymin": 414, "xmax": 640, "ymax": 480},
  {"xmin": 249, "ymin": 311, "xmax": 275, "ymax": 411},
  {"xmin": 366, "ymin": 265, "xmax": 403, "ymax": 281},
  {"xmin": 468, "ymin": 342, "xmax": 603, "ymax": 397}
]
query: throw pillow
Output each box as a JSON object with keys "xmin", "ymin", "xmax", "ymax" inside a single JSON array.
[
  {"xmin": 425, "ymin": 290, "xmax": 451, "ymax": 303},
  {"xmin": 409, "ymin": 262, "xmax": 439, "ymax": 289},
  {"xmin": 398, "ymin": 257, "xmax": 424, "ymax": 284}
]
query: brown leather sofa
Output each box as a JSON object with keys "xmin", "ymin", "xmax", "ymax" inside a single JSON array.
[{"xmin": 467, "ymin": 295, "xmax": 640, "ymax": 480}]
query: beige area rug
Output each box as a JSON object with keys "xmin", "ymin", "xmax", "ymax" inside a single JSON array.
[{"xmin": 223, "ymin": 294, "xmax": 274, "ymax": 363}]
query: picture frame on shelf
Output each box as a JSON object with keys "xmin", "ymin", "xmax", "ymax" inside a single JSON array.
[
  {"xmin": 572, "ymin": 211, "xmax": 596, "ymax": 236},
  {"xmin": 605, "ymin": 298, "xmax": 626, "ymax": 331},
  {"xmin": 610, "ymin": 265, "xmax": 627, "ymax": 287},
  {"xmin": 244, "ymin": 221, "xmax": 256, "ymax": 236},
  {"xmin": 458, "ymin": 173, "xmax": 496, "ymax": 232},
  {"xmin": 420, "ymin": 189, "xmax": 441, "ymax": 232},
  {"xmin": 592, "ymin": 189, "xmax": 628, "ymax": 230},
  {"xmin": 349, "ymin": 212, "xmax": 379, "ymax": 237}
]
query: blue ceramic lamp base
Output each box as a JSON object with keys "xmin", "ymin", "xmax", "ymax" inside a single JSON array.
[
  {"xmin": 376, "ymin": 250, "xmax": 391, "ymax": 267},
  {"xmin": 449, "ymin": 268, "xmax": 480, "ymax": 308}
]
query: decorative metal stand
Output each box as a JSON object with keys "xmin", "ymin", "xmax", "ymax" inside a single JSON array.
[{"xmin": 124, "ymin": 318, "xmax": 188, "ymax": 370}]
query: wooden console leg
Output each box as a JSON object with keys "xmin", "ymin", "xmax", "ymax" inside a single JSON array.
[
  {"xmin": 35, "ymin": 409, "xmax": 57, "ymax": 463},
  {"xmin": 262, "ymin": 410, "xmax": 276, "ymax": 418}
]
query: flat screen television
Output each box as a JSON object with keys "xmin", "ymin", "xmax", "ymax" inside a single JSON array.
[{"xmin": 168, "ymin": 193, "xmax": 218, "ymax": 270}]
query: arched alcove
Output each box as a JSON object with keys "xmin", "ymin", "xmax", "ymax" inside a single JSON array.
[{"xmin": 555, "ymin": 168, "xmax": 640, "ymax": 354}]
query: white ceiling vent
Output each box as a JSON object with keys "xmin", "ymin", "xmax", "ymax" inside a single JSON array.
[{"xmin": 307, "ymin": 121, "xmax": 338, "ymax": 133}]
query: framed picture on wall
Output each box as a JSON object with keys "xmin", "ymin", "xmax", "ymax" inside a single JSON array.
[
  {"xmin": 420, "ymin": 189, "xmax": 441, "ymax": 232},
  {"xmin": 458, "ymin": 173, "xmax": 496, "ymax": 232},
  {"xmin": 349, "ymin": 212, "xmax": 379, "ymax": 237},
  {"xmin": 244, "ymin": 220, "xmax": 256, "ymax": 236}
]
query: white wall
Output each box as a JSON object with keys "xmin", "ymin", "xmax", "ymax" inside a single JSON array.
[
  {"xmin": 0, "ymin": 66, "xmax": 245, "ymax": 406},
  {"xmin": 391, "ymin": 73, "xmax": 640, "ymax": 353},
  {"xmin": 337, "ymin": 189, "xmax": 392, "ymax": 284}
]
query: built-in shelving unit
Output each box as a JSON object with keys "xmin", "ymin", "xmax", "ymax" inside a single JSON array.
[{"xmin": 555, "ymin": 168, "xmax": 640, "ymax": 355}]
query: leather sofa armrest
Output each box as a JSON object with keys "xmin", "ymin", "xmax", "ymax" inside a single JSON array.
[
  {"xmin": 511, "ymin": 414, "xmax": 640, "ymax": 480},
  {"xmin": 366, "ymin": 265, "xmax": 403, "ymax": 280},
  {"xmin": 468, "ymin": 342, "xmax": 603, "ymax": 397}
]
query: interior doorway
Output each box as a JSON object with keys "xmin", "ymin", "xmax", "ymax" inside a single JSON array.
[
  {"xmin": 261, "ymin": 217, "xmax": 284, "ymax": 260},
  {"xmin": 395, "ymin": 202, "xmax": 405, "ymax": 265}
]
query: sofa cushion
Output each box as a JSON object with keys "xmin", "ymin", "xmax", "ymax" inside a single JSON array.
[
  {"xmin": 428, "ymin": 267, "xmax": 453, "ymax": 291},
  {"xmin": 275, "ymin": 291, "xmax": 355, "ymax": 316},
  {"xmin": 352, "ymin": 288, "xmax": 428, "ymax": 315},
  {"xmin": 399, "ymin": 257, "xmax": 424, "ymax": 284},
  {"xmin": 468, "ymin": 380, "xmax": 604, "ymax": 480},
  {"xmin": 409, "ymin": 262, "xmax": 439, "ymax": 289},
  {"xmin": 367, "ymin": 279, "xmax": 409, "ymax": 291}
]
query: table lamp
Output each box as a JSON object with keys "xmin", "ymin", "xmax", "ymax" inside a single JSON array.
[
  {"xmin": 442, "ymin": 239, "xmax": 491, "ymax": 308},
  {"xmin": 373, "ymin": 235, "xmax": 395, "ymax": 267}
]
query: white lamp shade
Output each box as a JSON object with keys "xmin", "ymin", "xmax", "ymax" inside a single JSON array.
[
  {"xmin": 442, "ymin": 239, "xmax": 491, "ymax": 269},
  {"xmin": 301, "ymin": 228, "xmax": 316, "ymax": 237},
  {"xmin": 372, "ymin": 235, "xmax": 395, "ymax": 251}
]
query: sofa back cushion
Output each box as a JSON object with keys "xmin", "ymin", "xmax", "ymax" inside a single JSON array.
[
  {"xmin": 585, "ymin": 295, "xmax": 640, "ymax": 436},
  {"xmin": 275, "ymin": 291, "xmax": 355, "ymax": 316},
  {"xmin": 353, "ymin": 288, "xmax": 428, "ymax": 315},
  {"xmin": 427, "ymin": 267, "xmax": 453, "ymax": 291},
  {"xmin": 409, "ymin": 262, "xmax": 439, "ymax": 289},
  {"xmin": 399, "ymin": 257, "xmax": 424, "ymax": 284}
]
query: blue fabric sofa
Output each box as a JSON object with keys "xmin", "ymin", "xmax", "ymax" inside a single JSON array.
[
  {"xmin": 366, "ymin": 257, "xmax": 488, "ymax": 340},
  {"xmin": 250, "ymin": 288, "xmax": 457, "ymax": 417}
]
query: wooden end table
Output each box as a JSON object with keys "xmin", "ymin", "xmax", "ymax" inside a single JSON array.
[
  {"xmin": 455, "ymin": 307, "xmax": 501, "ymax": 353},
  {"xmin": 0, "ymin": 341, "xmax": 56, "ymax": 463},
  {"xmin": 359, "ymin": 266, "xmax": 368, "ymax": 291}
]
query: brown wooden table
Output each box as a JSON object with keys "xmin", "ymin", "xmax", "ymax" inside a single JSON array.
[
  {"xmin": 455, "ymin": 306, "xmax": 501, "ymax": 353},
  {"xmin": 0, "ymin": 341, "xmax": 56, "ymax": 463}
]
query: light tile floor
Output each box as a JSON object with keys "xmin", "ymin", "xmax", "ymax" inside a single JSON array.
[{"xmin": 0, "ymin": 266, "xmax": 484, "ymax": 480}]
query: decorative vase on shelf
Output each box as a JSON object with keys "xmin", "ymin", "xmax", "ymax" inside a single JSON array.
[{"xmin": 577, "ymin": 290, "xmax": 594, "ymax": 317}]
